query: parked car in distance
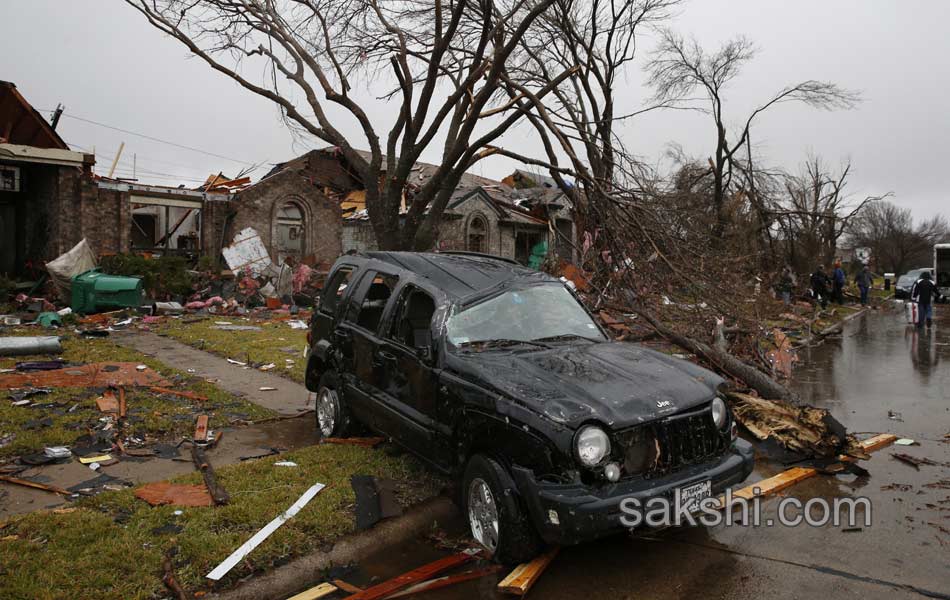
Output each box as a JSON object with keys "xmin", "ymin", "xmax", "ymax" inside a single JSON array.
[
  {"xmin": 935, "ymin": 244, "xmax": 950, "ymax": 302},
  {"xmin": 305, "ymin": 251, "xmax": 754, "ymax": 564},
  {"xmin": 895, "ymin": 267, "xmax": 934, "ymax": 299}
]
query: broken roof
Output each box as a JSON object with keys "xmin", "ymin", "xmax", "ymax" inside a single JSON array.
[{"xmin": 0, "ymin": 80, "xmax": 69, "ymax": 150}]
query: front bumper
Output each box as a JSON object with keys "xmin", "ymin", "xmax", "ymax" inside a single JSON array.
[{"xmin": 511, "ymin": 439, "xmax": 755, "ymax": 545}]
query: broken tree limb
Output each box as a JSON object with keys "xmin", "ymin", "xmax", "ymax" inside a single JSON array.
[
  {"xmin": 191, "ymin": 444, "xmax": 229, "ymax": 505},
  {"xmin": 162, "ymin": 552, "xmax": 191, "ymax": 600},
  {"xmin": 634, "ymin": 308, "xmax": 798, "ymax": 403},
  {"xmin": 727, "ymin": 392, "xmax": 860, "ymax": 458}
]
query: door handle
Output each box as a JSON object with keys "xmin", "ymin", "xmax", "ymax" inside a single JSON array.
[
  {"xmin": 378, "ymin": 350, "xmax": 397, "ymax": 363},
  {"xmin": 336, "ymin": 329, "xmax": 351, "ymax": 341}
]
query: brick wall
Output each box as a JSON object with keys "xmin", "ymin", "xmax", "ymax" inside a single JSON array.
[{"xmin": 229, "ymin": 168, "xmax": 341, "ymax": 267}]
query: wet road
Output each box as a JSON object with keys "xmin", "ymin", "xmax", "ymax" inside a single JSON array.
[{"xmin": 350, "ymin": 305, "xmax": 950, "ymax": 599}]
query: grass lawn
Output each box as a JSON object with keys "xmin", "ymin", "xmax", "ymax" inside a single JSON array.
[
  {"xmin": 0, "ymin": 443, "xmax": 444, "ymax": 600},
  {"xmin": 0, "ymin": 327, "xmax": 274, "ymax": 459},
  {"xmin": 157, "ymin": 316, "xmax": 308, "ymax": 384}
]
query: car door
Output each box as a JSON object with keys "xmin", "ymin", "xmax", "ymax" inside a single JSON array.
[
  {"xmin": 335, "ymin": 269, "xmax": 399, "ymax": 429},
  {"xmin": 375, "ymin": 283, "xmax": 451, "ymax": 469}
]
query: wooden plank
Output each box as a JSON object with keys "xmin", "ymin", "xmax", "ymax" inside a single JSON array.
[
  {"xmin": 344, "ymin": 550, "xmax": 478, "ymax": 600},
  {"xmin": 194, "ymin": 414, "xmax": 209, "ymax": 442},
  {"xmin": 118, "ymin": 387, "xmax": 127, "ymax": 419},
  {"xmin": 497, "ymin": 547, "xmax": 559, "ymax": 596},
  {"xmin": 388, "ymin": 566, "xmax": 501, "ymax": 598},
  {"xmin": 0, "ymin": 475, "xmax": 71, "ymax": 496},
  {"xmin": 857, "ymin": 433, "xmax": 898, "ymax": 453},
  {"xmin": 286, "ymin": 582, "xmax": 338, "ymax": 600},
  {"xmin": 150, "ymin": 386, "xmax": 208, "ymax": 402},
  {"xmin": 333, "ymin": 580, "xmax": 364, "ymax": 593},
  {"xmin": 96, "ymin": 389, "xmax": 119, "ymax": 413}
]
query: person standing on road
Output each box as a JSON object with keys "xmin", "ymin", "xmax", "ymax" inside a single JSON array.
[
  {"xmin": 778, "ymin": 266, "xmax": 796, "ymax": 306},
  {"xmin": 811, "ymin": 265, "xmax": 830, "ymax": 309},
  {"xmin": 911, "ymin": 271, "xmax": 940, "ymax": 329},
  {"xmin": 855, "ymin": 265, "xmax": 873, "ymax": 306},
  {"xmin": 832, "ymin": 260, "xmax": 846, "ymax": 304}
]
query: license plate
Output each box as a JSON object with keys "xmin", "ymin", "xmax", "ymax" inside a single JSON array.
[{"xmin": 678, "ymin": 480, "xmax": 711, "ymax": 512}]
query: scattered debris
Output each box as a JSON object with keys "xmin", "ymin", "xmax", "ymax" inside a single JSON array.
[
  {"xmin": 0, "ymin": 362, "xmax": 170, "ymax": 389},
  {"xmin": 162, "ymin": 550, "xmax": 190, "ymax": 600},
  {"xmin": 894, "ymin": 438, "xmax": 918, "ymax": 446},
  {"xmin": 194, "ymin": 415, "xmax": 209, "ymax": 443},
  {"xmin": 259, "ymin": 386, "xmax": 277, "ymax": 391},
  {"xmin": 273, "ymin": 461, "xmax": 298, "ymax": 467},
  {"xmin": 727, "ymin": 392, "xmax": 858, "ymax": 458},
  {"xmin": 287, "ymin": 320, "xmax": 308, "ymax": 330},
  {"xmin": 0, "ymin": 474, "xmax": 71, "ymax": 496},
  {"xmin": 212, "ymin": 324, "xmax": 263, "ymax": 331},
  {"xmin": 43, "ymin": 446, "xmax": 72, "ymax": 459},
  {"xmin": 96, "ymin": 389, "xmax": 120, "ymax": 413},
  {"xmin": 149, "ymin": 386, "xmax": 209, "ymax": 402},
  {"xmin": 388, "ymin": 566, "xmax": 503, "ymax": 599},
  {"xmin": 192, "ymin": 444, "xmax": 229, "ymax": 505},
  {"xmin": 227, "ymin": 358, "xmax": 247, "ymax": 366},
  {"xmin": 887, "ymin": 410, "xmax": 903, "ymax": 421},
  {"xmin": 134, "ymin": 482, "xmax": 214, "ymax": 507},
  {"xmin": 891, "ymin": 453, "xmax": 947, "ymax": 470},
  {"xmin": 205, "ymin": 482, "xmax": 326, "ymax": 581},
  {"xmin": 351, "ymin": 475, "xmax": 402, "ymax": 531},
  {"xmin": 239, "ymin": 448, "xmax": 281, "ymax": 461},
  {"xmin": 498, "ymin": 547, "xmax": 560, "ymax": 595},
  {"xmin": 79, "ymin": 454, "xmax": 112, "ymax": 464},
  {"xmin": 286, "ymin": 583, "xmax": 338, "ymax": 600},
  {"xmin": 341, "ymin": 549, "xmax": 480, "ymax": 600},
  {"xmin": 8, "ymin": 387, "xmax": 52, "ymax": 402},
  {"xmin": 0, "ymin": 336, "xmax": 63, "ymax": 357}
]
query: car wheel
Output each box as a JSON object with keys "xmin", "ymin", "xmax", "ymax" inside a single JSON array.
[
  {"xmin": 315, "ymin": 371, "xmax": 352, "ymax": 438},
  {"xmin": 462, "ymin": 454, "xmax": 542, "ymax": 565}
]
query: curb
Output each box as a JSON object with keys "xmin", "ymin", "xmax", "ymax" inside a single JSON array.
[{"xmin": 207, "ymin": 495, "xmax": 460, "ymax": 600}]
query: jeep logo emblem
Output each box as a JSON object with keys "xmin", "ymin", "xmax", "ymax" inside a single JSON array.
[{"xmin": 656, "ymin": 400, "xmax": 673, "ymax": 408}]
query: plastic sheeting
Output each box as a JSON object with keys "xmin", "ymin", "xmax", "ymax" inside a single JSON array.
[{"xmin": 45, "ymin": 238, "xmax": 97, "ymax": 299}]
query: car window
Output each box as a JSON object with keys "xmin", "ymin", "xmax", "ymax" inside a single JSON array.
[
  {"xmin": 445, "ymin": 283, "xmax": 606, "ymax": 347},
  {"xmin": 386, "ymin": 285, "xmax": 436, "ymax": 349},
  {"xmin": 321, "ymin": 266, "xmax": 355, "ymax": 314},
  {"xmin": 345, "ymin": 271, "xmax": 399, "ymax": 332}
]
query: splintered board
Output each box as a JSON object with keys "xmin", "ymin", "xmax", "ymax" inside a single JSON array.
[
  {"xmin": 497, "ymin": 547, "xmax": 560, "ymax": 596},
  {"xmin": 717, "ymin": 433, "xmax": 898, "ymax": 505},
  {"xmin": 343, "ymin": 550, "xmax": 479, "ymax": 600}
]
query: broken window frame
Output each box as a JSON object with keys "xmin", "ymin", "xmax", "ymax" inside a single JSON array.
[
  {"xmin": 343, "ymin": 270, "xmax": 400, "ymax": 334},
  {"xmin": 320, "ymin": 265, "xmax": 356, "ymax": 315}
]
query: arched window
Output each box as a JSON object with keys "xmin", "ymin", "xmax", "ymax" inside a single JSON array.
[
  {"xmin": 467, "ymin": 215, "xmax": 487, "ymax": 253},
  {"xmin": 276, "ymin": 200, "xmax": 305, "ymax": 261}
]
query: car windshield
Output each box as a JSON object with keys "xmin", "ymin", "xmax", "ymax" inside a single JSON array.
[{"xmin": 445, "ymin": 284, "xmax": 606, "ymax": 349}]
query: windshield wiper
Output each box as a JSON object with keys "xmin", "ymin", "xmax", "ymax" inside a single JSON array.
[
  {"xmin": 458, "ymin": 338, "xmax": 552, "ymax": 351},
  {"xmin": 532, "ymin": 333, "xmax": 600, "ymax": 343}
]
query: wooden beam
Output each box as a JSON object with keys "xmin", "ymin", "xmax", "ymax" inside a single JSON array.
[
  {"xmin": 107, "ymin": 141, "xmax": 125, "ymax": 178},
  {"xmin": 343, "ymin": 550, "xmax": 478, "ymax": 600},
  {"xmin": 332, "ymin": 580, "xmax": 364, "ymax": 594},
  {"xmin": 150, "ymin": 387, "xmax": 208, "ymax": 402},
  {"xmin": 497, "ymin": 547, "xmax": 559, "ymax": 596}
]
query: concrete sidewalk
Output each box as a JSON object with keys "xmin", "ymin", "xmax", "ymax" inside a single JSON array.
[{"xmin": 113, "ymin": 330, "xmax": 312, "ymax": 417}]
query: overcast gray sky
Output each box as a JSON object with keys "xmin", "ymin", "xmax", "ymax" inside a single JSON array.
[{"xmin": 2, "ymin": 1, "xmax": 946, "ymax": 220}]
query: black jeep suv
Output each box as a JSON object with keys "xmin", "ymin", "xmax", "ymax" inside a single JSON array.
[{"xmin": 306, "ymin": 251, "xmax": 754, "ymax": 563}]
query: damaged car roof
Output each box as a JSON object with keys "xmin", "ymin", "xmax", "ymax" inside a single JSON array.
[{"xmin": 364, "ymin": 251, "xmax": 553, "ymax": 301}]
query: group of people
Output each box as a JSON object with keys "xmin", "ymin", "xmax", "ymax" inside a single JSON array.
[
  {"xmin": 779, "ymin": 262, "xmax": 939, "ymax": 330},
  {"xmin": 805, "ymin": 262, "xmax": 874, "ymax": 308}
]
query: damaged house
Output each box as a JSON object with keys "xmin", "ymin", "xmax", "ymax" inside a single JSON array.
[{"xmin": 1, "ymin": 79, "xmax": 575, "ymax": 283}]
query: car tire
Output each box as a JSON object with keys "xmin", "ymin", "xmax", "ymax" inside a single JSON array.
[
  {"xmin": 462, "ymin": 454, "xmax": 543, "ymax": 565},
  {"xmin": 315, "ymin": 371, "xmax": 353, "ymax": 438}
]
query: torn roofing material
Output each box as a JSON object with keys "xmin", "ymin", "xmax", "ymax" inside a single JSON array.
[{"xmin": 0, "ymin": 362, "xmax": 170, "ymax": 389}]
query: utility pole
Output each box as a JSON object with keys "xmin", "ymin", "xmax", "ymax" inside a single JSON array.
[
  {"xmin": 107, "ymin": 142, "xmax": 125, "ymax": 178},
  {"xmin": 50, "ymin": 104, "xmax": 64, "ymax": 130}
]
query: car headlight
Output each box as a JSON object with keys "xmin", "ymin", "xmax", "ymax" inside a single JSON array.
[
  {"xmin": 711, "ymin": 397, "xmax": 728, "ymax": 429},
  {"xmin": 575, "ymin": 425, "xmax": 610, "ymax": 466}
]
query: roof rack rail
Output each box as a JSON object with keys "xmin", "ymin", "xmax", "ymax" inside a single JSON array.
[{"xmin": 435, "ymin": 251, "xmax": 521, "ymax": 265}]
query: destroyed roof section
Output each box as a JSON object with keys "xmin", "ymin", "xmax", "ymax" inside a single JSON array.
[
  {"xmin": 0, "ymin": 80, "xmax": 69, "ymax": 150},
  {"xmin": 365, "ymin": 251, "xmax": 552, "ymax": 301}
]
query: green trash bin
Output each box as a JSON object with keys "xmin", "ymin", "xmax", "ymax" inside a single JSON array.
[{"xmin": 71, "ymin": 268, "xmax": 144, "ymax": 314}]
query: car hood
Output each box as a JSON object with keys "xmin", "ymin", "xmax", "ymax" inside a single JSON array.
[{"xmin": 447, "ymin": 341, "xmax": 723, "ymax": 430}]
